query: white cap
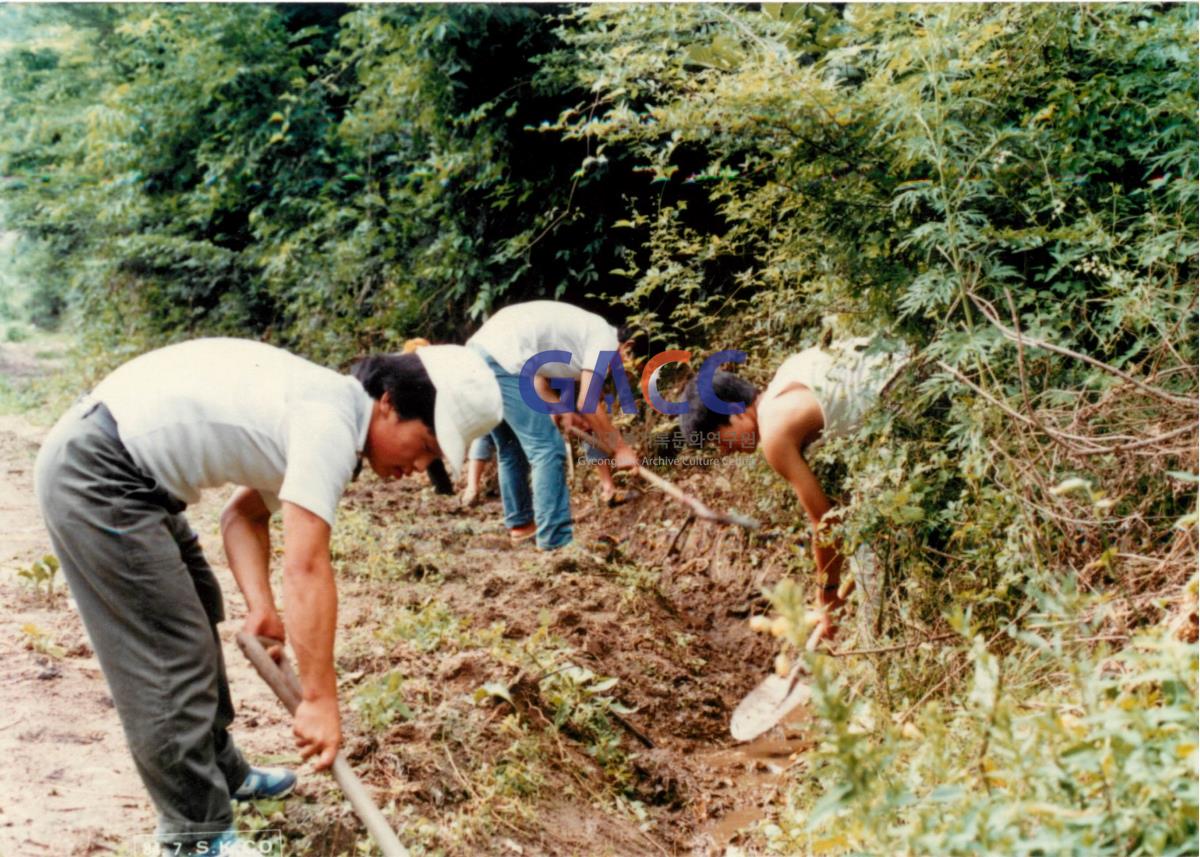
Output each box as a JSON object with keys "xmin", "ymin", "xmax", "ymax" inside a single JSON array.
[{"xmin": 414, "ymin": 345, "xmax": 503, "ymax": 479}]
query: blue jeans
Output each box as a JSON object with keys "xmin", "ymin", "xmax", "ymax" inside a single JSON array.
[
  {"xmin": 474, "ymin": 350, "xmax": 572, "ymax": 549},
  {"xmin": 468, "ymin": 434, "xmax": 495, "ymax": 460}
]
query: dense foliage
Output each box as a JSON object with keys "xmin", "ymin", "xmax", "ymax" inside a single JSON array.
[
  {"xmin": 0, "ymin": 3, "xmax": 673, "ymax": 358},
  {"xmin": 2, "ymin": 4, "xmax": 1196, "ymax": 855}
]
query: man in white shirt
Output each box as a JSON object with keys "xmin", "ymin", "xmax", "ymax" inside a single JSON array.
[
  {"xmin": 34, "ymin": 338, "xmax": 501, "ymax": 855},
  {"xmin": 467, "ymin": 301, "xmax": 638, "ymax": 549},
  {"xmin": 679, "ymin": 338, "xmax": 908, "ymax": 648}
]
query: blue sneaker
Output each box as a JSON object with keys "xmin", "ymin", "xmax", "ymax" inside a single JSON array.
[{"xmin": 232, "ymin": 765, "xmax": 297, "ymax": 801}]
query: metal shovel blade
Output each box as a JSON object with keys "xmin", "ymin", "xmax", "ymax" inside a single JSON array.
[{"xmin": 730, "ymin": 661, "xmax": 812, "ymax": 742}]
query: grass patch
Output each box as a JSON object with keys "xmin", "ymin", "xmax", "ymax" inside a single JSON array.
[
  {"xmin": 351, "ymin": 670, "xmax": 415, "ymax": 731},
  {"xmin": 379, "ymin": 599, "xmax": 473, "ymax": 654},
  {"xmin": 0, "ymin": 330, "xmax": 84, "ymax": 420}
]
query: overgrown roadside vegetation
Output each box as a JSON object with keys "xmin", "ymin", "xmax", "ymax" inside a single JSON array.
[{"xmin": 2, "ymin": 4, "xmax": 1196, "ymax": 855}]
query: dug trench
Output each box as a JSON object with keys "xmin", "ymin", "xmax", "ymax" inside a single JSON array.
[
  {"xmin": 0, "ymin": 373, "xmax": 816, "ymax": 856},
  {"xmin": 309, "ymin": 465, "xmax": 815, "ymax": 856}
]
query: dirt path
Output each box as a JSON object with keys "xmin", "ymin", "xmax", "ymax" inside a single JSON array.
[
  {"xmin": 0, "ymin": 340, "xmax": 811, "ymax": 856},
  {"xmin": 0, "ymin": 342, "xmax": 296, "ymax": 856},
  {"xmin": 0, "ymin": 339, "xmax": 159, "ymax": 855},
  {"xmin": 0, "ymin": 405, "xmax": 159, "ymax": 856}
]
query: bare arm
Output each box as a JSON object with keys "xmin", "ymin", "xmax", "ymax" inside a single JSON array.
[
  {"xmin": 533, "ymin": 372, "xmax": 557, "ymax": 405},
  {"xmin": 281, "ymin": 501, "xmax": 340, "ymax": 770},
  {"xmin": 576, "ymin": 368, "xmax": 638, "ymax": 470},
  {"xmin": 221, "ymin": 487, "xmax": 285, "ymax": 646},
  {"xmin": 535, "ymin": 373, "xmax": 587, "ymax": 432},
  {"xmin": 760, "ymin": 393, "xmax": 845, "ymax": 647}
]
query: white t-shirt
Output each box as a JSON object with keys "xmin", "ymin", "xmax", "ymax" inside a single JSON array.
[
  {"xmin": 764, "ymin": 337, "xmax": 909, "ymax": 446},
  {"xmin": 94, "ymin": 338, "xmax": 372, "ymax": 526},
  {"xmin": 467, "ymin": 301, "xmax": 619, "ymax": 378}
]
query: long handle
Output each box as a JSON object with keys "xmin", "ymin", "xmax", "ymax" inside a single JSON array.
[
  {"xmin": 236, "ymin": 633, "xmax": 411, "ymax": 857},
  {"xmin": 567, "ymin": 427, "xmax": 759, "ymax": 529}
]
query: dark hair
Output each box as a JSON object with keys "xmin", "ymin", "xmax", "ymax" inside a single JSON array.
[
  {"xmin": 350, "ymin": 354, "xmax": 436, "ymax": 430},
  {"xmin": 350, "ymin": 354, "xmax": 454, "ymax": 495},
  {"xmin": 678, "ymin": 370, "xmax": 759, "ymax": 444},
  {"xmin": 425, "ymin": 459, "xmax": 454, "ymax": 495},
  {"xmin": 616, "ymin": 322, "xmax": 653, "ymax": 365}
]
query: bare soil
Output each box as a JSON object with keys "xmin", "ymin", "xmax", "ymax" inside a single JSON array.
[{"xmin": 0, "ymin": 341, "xmax": 814, "ymax": 856}]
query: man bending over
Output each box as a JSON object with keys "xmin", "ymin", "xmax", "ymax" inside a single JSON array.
[
  {"xmin": 680, "ymin": 337, "xmax": 908, "ymax": 647},
  {"xmin": 35, "ymin": 338, "xmax": 501, "ymax": 855}
]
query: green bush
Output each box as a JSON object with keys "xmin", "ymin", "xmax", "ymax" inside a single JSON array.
[
  {"xmin": 773, "ymin": 586, "xmax": 1198, "ymax": 856},
  {"xmin": 0, "ymin": 5, "xmax": 650, "ymax": 363},
  {"xmin": 548, "ymin": 5, "xmax": 1197, "ymax": 852}
]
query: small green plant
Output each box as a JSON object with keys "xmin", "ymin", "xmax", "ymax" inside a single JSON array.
[
  {"xmin": 539, "ymin": 664, "xmax": 637, "ymax": 785},
  {"xmin": 351, "ymin": 670, "xmax": 414, "ymax": 732},
  {"xmin": 18, "ymin": 554, "xmax": 60, "ymax": 603},
  {"xmin": 380, "ymin": 600, "xmax": 468, "ymax": 652},
  {"xmin": 609, "ymin": 560, "xmax": 661, "ymax": 604},
  {"xmin": 489, "ymin": 726, "xmax": 548, "ymax": 800},
  {"xmin": 232, "ymin": 801, "xmax": 286, "ymax": 857},
  {"xmin": 21, "ymin": 622, "xmax": 65, "ymax": 658}
]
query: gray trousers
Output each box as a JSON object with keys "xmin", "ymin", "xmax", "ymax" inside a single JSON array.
[{"xmin": 34, "ymin": 400, "xmax": 249, "ymax": 845}]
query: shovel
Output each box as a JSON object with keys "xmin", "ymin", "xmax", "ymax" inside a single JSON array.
[
  {"xmin": 235, "ymin": 632, "xmax": 411, "ymax": 857},
  {"xmin": 730, "ymin": 550, "xmax": 871, "ymax": 741},
  {"xmin": 730, "ymin": 660, "xmax": 812, "ymax": 742},
  {"xmin": 566, "ymin": 427, "xmax": 759, "ymax": 529}
]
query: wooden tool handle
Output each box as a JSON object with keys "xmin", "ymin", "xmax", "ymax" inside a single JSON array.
[
  {"xmin": 235, "ymin": 633, "xmax": 411, "ymax": 857},
  {"xmin": 238, "ymin": 634, "xmax": 300, "ymax": 712},
  {"xmin": 567, "ymin": 426, "xmax": 759, "ymax": 529}
]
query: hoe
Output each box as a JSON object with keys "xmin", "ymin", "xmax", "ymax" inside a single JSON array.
[{"xmin": 237, "ymin": 633, "xmax": 410, "ymax": 857}]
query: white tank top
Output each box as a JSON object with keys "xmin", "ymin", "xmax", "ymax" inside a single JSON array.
[{"xmin": 764, "ymin": 337, "xmax": 908, "ymax": 445}]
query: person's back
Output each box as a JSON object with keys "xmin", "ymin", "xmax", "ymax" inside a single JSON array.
[
  {"xmin": 762, "ymin": 337, "xmax": 908, "ymax": 448},
  {"xmin": 465, "ymin": 300, "xmax": 638, "ymax": 551},
  {"xmin": 93, "ymin": 337, "xmax": 368, "ymax": 525},
  {"xmin": 467, "ymin": 300, "xmax": 617, "ymax": 378}
]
